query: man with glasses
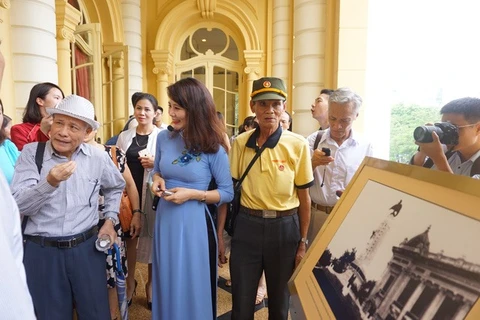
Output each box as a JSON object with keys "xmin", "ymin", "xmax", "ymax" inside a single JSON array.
[
  {"xmin": 412, "ymin": 97, "xmax": 480, "ymax": 178},
  {"xmin": 308, "ymin": 88, "xmax": 373, "ymax": 246}
]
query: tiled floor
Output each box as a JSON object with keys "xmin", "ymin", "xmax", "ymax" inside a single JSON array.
[{"xmin": 127, "ymin": 262, "xmax": 273, "ymax": 320}]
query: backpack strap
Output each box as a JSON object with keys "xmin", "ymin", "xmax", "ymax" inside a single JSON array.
[
  {"xmin": 416, "ymin": 149, "xmax": 480, "ymax": 177},
  {"xmin": 420, "ymin": 150, "xmax": 455, "ymax": 169},
  {"xmin": 22, "ymin": 142, "xmax": 47, "ymax": 234},
  {"xmin": 470, "ymin": 155, "xmax": 480, "ymax": 176},
  {"xmin": 313, "ymin": 131, "xmax": 324, "ymax": 150},
  {"xmin": 35, "ymin": 142, "xmax": 46, "ymax": 173}
]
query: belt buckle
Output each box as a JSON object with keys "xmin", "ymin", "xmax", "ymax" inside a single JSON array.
[
  {"xmin": 57, "ymin": 238, "xmax": 76, "ymax": 249},
  {"xmin": 262, "ymin": 210, "xmax": 277, "ymax": 219}
]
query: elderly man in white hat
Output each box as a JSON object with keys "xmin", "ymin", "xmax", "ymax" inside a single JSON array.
[{"xmin": 11, "ymin": 95, "xmax": 125, "ymax": 320}]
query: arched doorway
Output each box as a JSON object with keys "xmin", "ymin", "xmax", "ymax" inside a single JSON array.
[{"xmin": 175, "ymin": 27, "xmax": 241, "ymax": 136}]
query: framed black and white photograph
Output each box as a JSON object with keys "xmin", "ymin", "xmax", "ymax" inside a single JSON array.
[{"xmin": 289, "ymin": 157, "xmax": 480, "ymax": 320}]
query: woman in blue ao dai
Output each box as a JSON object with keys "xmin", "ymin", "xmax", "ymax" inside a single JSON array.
[{"xmin": 150, "ymin": 78, "xmax": 233, "ymax": 319}]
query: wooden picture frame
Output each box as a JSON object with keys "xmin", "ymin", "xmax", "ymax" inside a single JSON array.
[{"xmin": 289, "ymin": 157, "xmax": 480, "ymax": 320}]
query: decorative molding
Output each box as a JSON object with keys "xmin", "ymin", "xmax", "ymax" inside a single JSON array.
[
  {"xmin": 243, "ymin": 67, "xmax": 260, "ymax": 75},
  {"xmin": 57, "ymin": 26, "xmax": 75, "ymax": 42},
  {"xmin": 244, "ymin": 49, "xmax": 263, "ymax": 76},
  {"xmin": 152, "ymin": 67, "xmax": 171, "ymax": 76},
  {"xmin": 151, "ymin": 50, "xmax": 173, "ymax": 76},
  {"xmin": 55, "ymin": 0, "xmax": 81, "ymax": 42},
  {"xmin": 196, "ymin": 0, "xmax": 216, "ymax": 19},
  {"xmin": 0, "ymin": 0, "xmax": 11, "ymax": 10}
]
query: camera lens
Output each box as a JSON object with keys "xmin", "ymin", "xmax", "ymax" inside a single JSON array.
[
  {"xmin": 414, "ymin": 126, "xmax": 431, "ymax": 143},
  {"xmin": 413, "ymin": 125, "xmax": 443, "ymax": 143}
]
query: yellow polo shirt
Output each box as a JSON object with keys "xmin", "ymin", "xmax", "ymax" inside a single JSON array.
[{"xmin": 230, "ymin": 126, "xmax": 314, "ymax": 211}]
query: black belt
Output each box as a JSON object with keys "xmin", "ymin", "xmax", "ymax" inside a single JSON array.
[
  {"xmin": 312, "ymin": 202, "xmax": 335, "ymax": 214},
  {"xmin": 240, "ymin": 205, "xmax": 297, "ymax": 219},
  {"xmin": 24, "ymin": 226, "xmax": 98, "ymax": 249}
]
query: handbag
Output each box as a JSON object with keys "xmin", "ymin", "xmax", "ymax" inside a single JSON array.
[
  {"xmin": 225, "ymin": 144, "xmax": 266, "ymax": 236},
  {"xmin": 110, "ymin": 146, "xmax": 133, "ymax": 232}
]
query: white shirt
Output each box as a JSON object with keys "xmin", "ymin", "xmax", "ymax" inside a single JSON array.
[
  {"xmin": 432, "ymin": 149, "xmax": 480, "ymax": 178},
  {"xmin": 0, "ymin": 174, "xmax": 36, "ymax": 319},
  {"xmin": 307, "ymin": 129, "xmax": 373, "ymax": 206}
]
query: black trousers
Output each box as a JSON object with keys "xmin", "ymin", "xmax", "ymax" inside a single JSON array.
[
  {"xmin": 23, "ymin": 234, "xmax": 109, "ymax": 320},
  {"xmin": 230, "ymin": 211, "xmax": 300, "ymax": 320}
]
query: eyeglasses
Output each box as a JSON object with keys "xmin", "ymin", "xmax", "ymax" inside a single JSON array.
[{"xmin": 456, "ymin": 122, "xmax": 479, "ymax": 130}]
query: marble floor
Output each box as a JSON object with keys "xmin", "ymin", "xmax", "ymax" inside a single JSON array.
[{"xmin": 126, "ymin": 262, "xmax": 274, "ymax": 320}]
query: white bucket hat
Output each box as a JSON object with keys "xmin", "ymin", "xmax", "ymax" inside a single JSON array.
[{"xmin": 47, "ymin": 95, "xmax": 100, "ymax": 130}]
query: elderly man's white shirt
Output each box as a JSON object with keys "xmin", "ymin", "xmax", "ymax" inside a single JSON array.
[
  {"xmin": 307, "ymin": 129, "xmax": 373, "ymax": 207},
  {"xmin": 0, "ymin": 174, "xmax": 35, "ymax": 319}
]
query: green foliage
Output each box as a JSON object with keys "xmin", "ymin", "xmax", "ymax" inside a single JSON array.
[{"xmin": 390, "ymin": 103, "xmax": 441, "ymax": 163}]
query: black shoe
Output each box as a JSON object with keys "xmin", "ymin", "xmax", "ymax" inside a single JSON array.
[
  {"xmin": 127, "ymin": 280, "xmax": 138, "ymax": 307},
  {"xmin": 147, "ymin": 301, "xmax": 152, "ymax": 310}
]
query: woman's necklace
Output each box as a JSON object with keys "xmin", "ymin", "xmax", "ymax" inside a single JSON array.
[
  {"xmin": 134, "ymin": 136, "xmax": 148, "ymax": 148},
  {"xmin": 135, "ymin": 126, "xmax": 153, "ymax": 148}
]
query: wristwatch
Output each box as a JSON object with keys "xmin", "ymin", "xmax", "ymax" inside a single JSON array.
[
  {"xmin": 299, "ymin": 237, "xmax": 309, "ymax": 246},
  {"xmin": 106, "ymin": 216, "xmax": 116, "ymax": 225},
  {"xmin": 132, "ymin": 209, "xmax": 143, "ymax": 215}
]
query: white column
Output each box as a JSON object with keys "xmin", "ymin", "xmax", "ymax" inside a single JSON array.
[
  {"xmin": 398, "ymin": 281, "xmax": 425, "ymax": 319},
  {"xmin": 453, "ymin": 302, "xmax": 471, "ymax": 320},
  {"xmin": 422, "ymin": 289, "xmax": 445, "ymax": 320},
  {"xmin": 293, "ymin": 0, "xmax": 327, "ymax": 136},
  {"xmin": 121, "ymin": 0, "xmax": 142, "ymax": 111},
  {"xmin": 10, "ymin": 0, "xmax": 58, "ymax": 118},
  {"xmin": 271, "ymin": 0, "xmax": 290, "ymax": 80}
]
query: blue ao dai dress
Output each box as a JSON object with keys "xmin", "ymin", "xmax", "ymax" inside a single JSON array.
[{"xmin": 152, "ymin": 130, "xmax": 233, "ymax": 319}]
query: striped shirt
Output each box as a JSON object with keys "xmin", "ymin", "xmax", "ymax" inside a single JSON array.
[{"xmin": 11, "ymin": 142, "xmax": 125, "ymax": 237}]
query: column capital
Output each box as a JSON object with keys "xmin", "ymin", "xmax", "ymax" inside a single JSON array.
[
  {"xmin": 243, "ymin": 49, "xmax": 263, "ymax": 77},
  {"xmin": 55, "ymin": 0, "xmax": 81, "ymax": 42},
  {"xmin": 151, "ymin": 49, "xmax": 173, "ymax": 76},
  {"xmin": 0, "ymin": 0, "xmax": 11, "ymax": 10}
]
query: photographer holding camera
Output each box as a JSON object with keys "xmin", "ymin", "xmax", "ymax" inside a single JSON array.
[{"xmin": 412, "ymin": 97, "xmax": 480, "ymax": 178}]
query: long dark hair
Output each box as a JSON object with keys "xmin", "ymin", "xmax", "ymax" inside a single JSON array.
[
  {"xmin": 0, "ymin": 99, "xmax": 6, "ymax": 145},
  {"xmin": 167, "ymin": 78, "xmax": 227, "ymax": 153},
  {"xmin": 22, "ymin": 82, "xmax": 64, "ymax": 124}
]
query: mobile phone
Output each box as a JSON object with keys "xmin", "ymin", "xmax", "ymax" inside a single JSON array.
[
  {"xmin": 138, "ymin": 149, "xmax": 150, "ymax": 157},
  {"xmin": 162, "ymin": 190, "xmax": 174, "ymax": 196},
  {"xmin": 152, "ymin": 196, "xmax": 160, "ymax": 210},
  {"xmin": 321, "ymin": 147, "xmax": 331, "ymax": 157}
]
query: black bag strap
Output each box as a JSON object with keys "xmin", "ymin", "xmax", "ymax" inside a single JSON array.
[
  {"xmin": 234, "ymin": 144, "xmax": 267, "ymax": 192},
  {"xmin": 469, "ymin": 155, "xmax": 480, "ymax": 176},
  {"xmin": 22, "ymin": 142, "xmax": 46, "ymax": 234},
  {"xmin": 313, "ymin": 131, "xmax": 324, "ymax": 150},
  {"xmin": 414, "ymin": 149, "xmax": 480, "ymax": 177},
  {"xmin": 35, "ymin": 142, "xmax": 46, "ymax": 173}
]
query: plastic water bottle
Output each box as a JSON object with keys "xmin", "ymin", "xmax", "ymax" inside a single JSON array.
[{"xmin": 95, "ymin": 234, "xmax": 111, "ymax": 252}]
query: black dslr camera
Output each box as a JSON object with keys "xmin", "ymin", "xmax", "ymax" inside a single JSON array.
[{"xmin": 413, "ymin": 122, "xmax": 459, "ymax": 145}]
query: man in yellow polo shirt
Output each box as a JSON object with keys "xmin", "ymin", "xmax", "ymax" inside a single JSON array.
[{"xmin": 229, "ymin": 77, "xmax": 314, "ymax": 320}]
